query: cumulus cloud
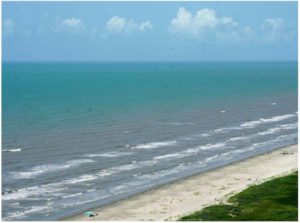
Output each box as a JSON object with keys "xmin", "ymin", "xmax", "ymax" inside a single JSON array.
[
  {"xmin": 261, "ymin": 18, "xmax": 294, "ymax": 43},
  {"xmin": 62, "ymin": 17, "xmax": 84, "ymax": 29},
  {"xmin": 106, "ymin": 16, "xmax": 153, "ymax": 33},
  {"xmin": 169, "ymin": 7, "xmax": 238, "ymax": 36},
  {"xmin": 139, "ymin": 21, "xmax": 153, "ymax": 32},
  {"xmin": 3, "ymin": 18, "xmax": 15, "ymax": 35}
]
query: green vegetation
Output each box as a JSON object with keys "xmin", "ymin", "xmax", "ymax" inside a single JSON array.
[{"xmin": 180, "ymin": 172, "xmax": 298, "ymax": 221}]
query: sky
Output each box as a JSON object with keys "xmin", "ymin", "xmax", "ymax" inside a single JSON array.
[{"xmin": 2, "ymin": 2, "xmax": 298, "ymax": 62}]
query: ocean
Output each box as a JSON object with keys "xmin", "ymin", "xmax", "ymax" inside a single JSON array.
[{"xmin": 2, "ymin": 62, "xmax": 298, "ymax": 220}]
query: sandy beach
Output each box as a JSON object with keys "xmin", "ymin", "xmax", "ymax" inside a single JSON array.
[{"xmin": 65, "ymin": 144, "xmax": 298, "ymax": 221}]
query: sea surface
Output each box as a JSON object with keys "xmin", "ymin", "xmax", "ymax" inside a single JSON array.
[{"xmin": 2, "ymin": 62, "xmax": 298, "ymax": 220}]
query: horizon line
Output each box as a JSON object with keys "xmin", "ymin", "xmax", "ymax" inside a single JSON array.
[{"xmin": 2, "ymin": 60, "xmax": 298, "ymax": 63}]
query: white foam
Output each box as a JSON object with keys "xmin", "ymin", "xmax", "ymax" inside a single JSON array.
[
  {"xmin": 227, "ymin": 136, "xmax": 249, "ymax": 142},
  {"xmin": 240, "ymin": 120, "xmax": 262, "ymax": 128},
  {"xmin": 214, "ymin": 128, "xmax": 225, "ymax": 133},
  {"xmin": 201, "ymin": 133, "xmax": 210, "ymax": 137},
  {"xmin": 10, "ymin": 159, "xmax": 95, "ymax": 179},
  {"xmin": 240, "ymin": 114, "xmax": 296, "ymax": 128},
  {"xmin": 258, "ymin": 123, "xmax": 297, "ymax": 136},
  {"xmin": 3, "ymin": 148, "xmax": 22, "ymax": 152},
  {"xmin": 150, "ymin": 142, "xmax": 228, "ymax": 163},
  {"xmin": 3, "ymin": 174, "xmax": 98, "ymax": 201},
  {"xmin": 85, "ymin": 151, "xmax": 134, "ymax": 158},
  {"xmin": 62, "ymin": 192, "xmax": 83, "ymax": 199},
  {"xmin": 198, "ymin": 143, "xmax": 226, "ymax": 151},
  {"xmin": 132, "ymin": 141, "xmax": 177, "ymax": 150},
  {"xmin": 2, "ymin": 185, "xmax": 66, "ymax": 201},
  {"xmin": 62, "ymin": 174, "xmax": 98, "ymax": 184},
  {"xmin": 97, "ymin": 161, "xmax": 155, "ymax": 177},
  {"xmin": 205, "ymin": 155, "xmax": 219, "ymax": 162},
  {"xmin": 3, "ymin": 206, "xmax": 49, "ymax": 220},
  {"xmin": 136, "ymin": 164, "xmax": 187, "ymax": 180},
  {"xmin": 153, "ymin": 153, "xmax": 189, "ymax": 160}
]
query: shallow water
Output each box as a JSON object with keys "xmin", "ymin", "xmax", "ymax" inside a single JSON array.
[{"xmin": 2, "ymin": 62, "xmax": 298, "ymax": 220}]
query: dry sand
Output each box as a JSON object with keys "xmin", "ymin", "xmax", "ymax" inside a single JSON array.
[{"xmin": 65, "ymin": 144, "xmax": 298, "ymax": 221}]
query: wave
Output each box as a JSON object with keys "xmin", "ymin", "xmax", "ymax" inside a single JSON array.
[
  {"xmin": 198, "ymin": 113, "xmax": 297, "ymax": 138},
  {"xmin": 97, "ymin": 160, "xmax": 156, "ymax": 177},
  {"xmin": 205, "ymin": 155, "xmax": 219, "ymax": 162},
  {"xmin": 2, "ymin": 185, "xmax": 66, "ymax": 201},
  {"xmin": 9, "ymin": 159, "xmax": 95, "ymax": 179},
  {"xmin": 240, "ymin": 114, "xmax": 296, "ymax": 128},
  {"xmin": 98, "ymin": 142, "xmax": 228, "ymax": 177},
  {"xmin": 227, "ymin": 136, "xmax": 250, "ymax": 142},
  {"xmin": 3, "ymin": 206, "xmax": 49, "ymax": 220},
  {"xmin": 196, "ymin": 143, "xmax": 227, "ymax": 151},
  {"xmin": 201, "ymin": 133, "xmax": 211, "ymax": 137},
  {"xmin": 62, "ymin": 192, "xmax": 83, "ymax": 199},
  {"xmin": 85, "ymin": 151, "xmax": 134, "ymax": 158},
  {"xmin": 153, "ymin": 153, "xmax": 190, "ymax": 160},
  {"xmin": 131, "ymin": 140, "xmax": 177, "ymax": 150},
  {"xmin": 149, "ymin": 121, "xmax": 297, "ymax": 164},
  {"xmin": 3, "ymin": 174, "xmax": 99, "ymax": 201},
  {"xmin": 258, "ymin": 123, "xmax": 297, "ymax": 136},
  {"xmin": 3, "ymin": 148, "xmax": 22, "ymax": 153},
  {"xmin": 135, "ymin": 164, "xmax": 188, "ymax": 181}
]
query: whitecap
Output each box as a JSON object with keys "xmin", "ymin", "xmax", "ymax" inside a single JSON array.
[
  {"xmin": 85, "ymin": 151, "xmax": 134, "ymax": 158},
  {"xmin": 153, "ymin": 153, "xmax": 189, "ymax": 160},
  {"xmin": 240, "ymin": 114, "xmax": 296, "ymax": 128},
  {"xmin": 97, "ymin": 163, "xmax": 144, "ymax": 177},
  {"xmin": 3, "ymin": 206, "xmax": 49, "ymax": 220},
  {"xmin": 227, "ymin": 136, "xmax": 250, "ymax": 142},
  {"xmin": 201, "ymin": 133, "xmax": 210, "ymax": 137},
  {"xmin": 2, "ymin": 185, "xmax": 66, "ymax": 201},
  {"xmin": 198, "ymin": 143, "xmax": 226, "ymax": 151},
  {"xmin": 3, "ymin": 148, "xmax": 22, "ymax": 153},
  {"xmin": 132, "ymin": 141, "xmax": 177, "ymax": 150},
  {"xmin": 62, "ymin": 192, "xmax": 83, "ymax": 199},
  {"xmin": 214, "ymin": 128, "xmax": 225, "ymax": 133},
  {"xmin": 10, "ymin": 159, "xmax": 95, "ymax": 179},
  {"xmin": 258, "ymin": 123, "xmax": 297, "ymax": 136},
  {"xmin": 3, "ymin": 174, "xmax": 98, "ymax": 201},
  {"xmin": 205, "ymin": 155, "xmax": 219, "ymax": 162}
]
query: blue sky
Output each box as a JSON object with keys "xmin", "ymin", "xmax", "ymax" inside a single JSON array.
[{"xmin": 3, "ymin": 2, "xmax": 298, "ymax": 62}]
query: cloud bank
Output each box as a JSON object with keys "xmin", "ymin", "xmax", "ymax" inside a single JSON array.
[{"xmin": 2, "ymin": 7, "xmax": 295, "ymax": 45}]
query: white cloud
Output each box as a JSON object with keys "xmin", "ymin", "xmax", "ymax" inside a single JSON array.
[
  {"xmin": 106, "ymin": 16, "xmax": 128, "ymax": 32},
  {"xmin": 106, "ymin": 16, "xmax": 153, "ymax": 33},
  {"xmin": 170, "ymin": 7, "xmax": 238, "ymax": 36},
  {"xmin": 139, "ymin": 21, "xmax": 153, "ymax": 32},
  {"xmin": 3, "ymin": 18, "xmax": 15, "ymax": 35},
  {"xmin": 62, "ymin": 17, "xmax": 84, "ymax": 29},
  {"xmin": 261, "ymin": 18, "xmax": 294, "ymax": 43}
]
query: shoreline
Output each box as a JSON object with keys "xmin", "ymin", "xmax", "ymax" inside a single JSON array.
[{"xmin": 64, "ymin": 144, "xmax": 298, "ymax": 221}]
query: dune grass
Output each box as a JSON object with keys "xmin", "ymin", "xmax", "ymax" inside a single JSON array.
[{"xmin": 180, "ymin": 171, "xmax": 298, "ymax": 221}]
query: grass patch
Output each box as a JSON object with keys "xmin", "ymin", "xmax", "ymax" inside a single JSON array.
[{"xmin": 180, "ymin": 172, "xmax": 298, "ymax": 221}]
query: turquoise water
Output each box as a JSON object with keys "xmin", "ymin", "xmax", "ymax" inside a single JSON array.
[{"xmin": 2, "ymin": 62, "xmax": 298, "ymax": 220}]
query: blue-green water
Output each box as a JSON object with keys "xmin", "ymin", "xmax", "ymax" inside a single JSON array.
[{"xmin": 2, "ymin": 62, "xmax": 298, "ymax": 220}]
